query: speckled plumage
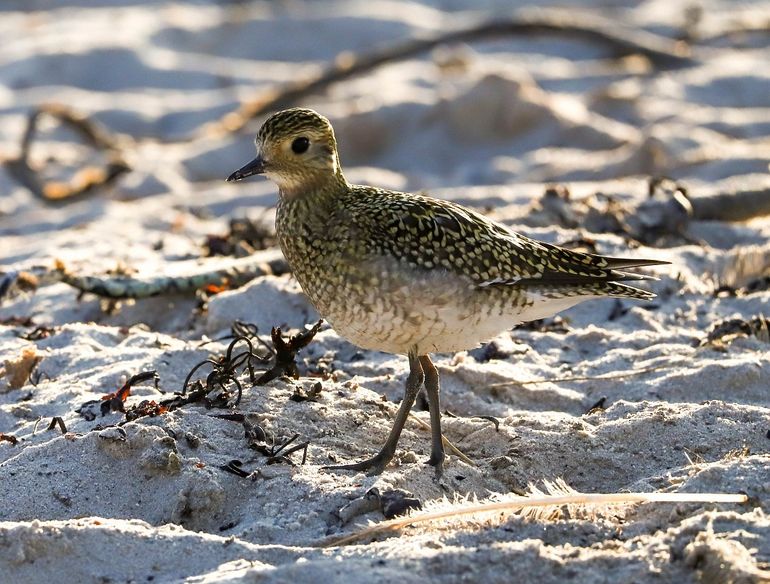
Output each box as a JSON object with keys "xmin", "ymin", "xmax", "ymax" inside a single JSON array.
[
  {"xmin": 277, "ymin": 183, "xmax": 661, "ymax": 354},
  {"xmin": 228, "ymin": 107, "xmax": 666, "ymax": 474}
]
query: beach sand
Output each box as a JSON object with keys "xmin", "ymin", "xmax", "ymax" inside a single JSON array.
[{"xmin": 1, "ymin": 1, "xmax": 769, "ymax": 582}]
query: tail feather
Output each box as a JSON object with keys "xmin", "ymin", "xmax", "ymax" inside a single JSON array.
[
  {"xmin": 602, "ymin": 281, "xmax": 657, "ymax": 300},
  {"xmin": 596, "ymin": 256, "xmax": 671, "ymax": 270},
  {"xmin": 517, "ymin": 268, "xmax": 659, "ymax": 287},
  {"xmin": 520, "ymin": 280, "xmax": 658, "ymax": 301},
  {"xmin": 514, "ymin": 253, "xmax": 666, "ymax": 301}
]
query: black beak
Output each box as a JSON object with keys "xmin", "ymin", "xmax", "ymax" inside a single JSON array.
[{"xmin": 226, "ymin": 156, "xmax": 266, "ymax": 182}]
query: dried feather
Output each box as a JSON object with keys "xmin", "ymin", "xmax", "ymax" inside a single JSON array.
[{"xmin": 319, "ymin": 479, "xmax": 747, "ymax": 548}]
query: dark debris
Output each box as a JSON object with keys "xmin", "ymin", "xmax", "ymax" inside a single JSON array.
[
  {"xmin": 20, "ymin": 326, "xmax": 58, "ymax": 341},
  {"xmin": 221, "ymin": 459, "xmax": 251, "ymax": 478},
  {"xmin": 472, "ymin": 415, "xmax": 501, "ymax": 431},
  {"xmin": 290, "ymin": 381, "xmax": 323, "ymax": 402},
  {"xmin": 76, "ymin": 370, "xmax": 160, "ymax": 421},
  {"xmin": 529, "ymin": 178, "xmax": 701, "ymax": 247},
  {"xmin": 214, "ymin": 413, "xmax": 309, "ymax": 467},
  {"xmin": 585, "ymin": 396, "xmax": 608, "ymax": 414},
  {"xmin": 469, "ymin": 341, "xmax": 513, "ymax": 363},
  {"xmin": 46, "ymin": 416, "xmax": 67, "ymax": 434},
  {"xmin": 255, "ymin": 320, "xmax": 324, "ymax": 384},
  {"xmin": 204, "ymin": 215, "xmax": 277, "ymax": 257},
  {"xmin": 0, "ymin": 433, "xmax": 19, "ymax": 445},
  {"xmin": 699, "ymin": 315, "xmax": 770, "ymax": 348},
  {"xmin": 378, "ymin": 488, "xmax": 422, "ymax": 519},
  {"xmin": 335, "ymin": 487, "xmax": 422, "ymax": 525},
  {"xmin": 714, "ymin": 277, "xmax": 770, "ymax": 298}
]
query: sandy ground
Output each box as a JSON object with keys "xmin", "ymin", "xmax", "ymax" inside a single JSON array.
[{"xmin": 1, "ymin": 1, "xmax": 769, "ymax": 583}]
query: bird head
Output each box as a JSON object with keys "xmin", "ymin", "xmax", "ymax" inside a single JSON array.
[{"xmin": 226, "ymin": 108, "xmax": 343, "ymax": 196}]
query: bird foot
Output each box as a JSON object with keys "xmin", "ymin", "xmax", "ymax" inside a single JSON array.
[
  {"xmin": 323, "ymin": 452, "xmax": 393, "ymax": 476},
  {"xmin": 426, "ymin": 452, "xmax": 445, "ymax": 478}
]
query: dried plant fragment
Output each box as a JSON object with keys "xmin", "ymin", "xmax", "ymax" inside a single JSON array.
[
  {"xmin": 5, "ymin": 103, "xmax": 130, "ymax": 204},
  {"xmin": 256, "ymin": 320, "xmax": 324, "ymax": 385},
  {"xmin": 290, "ymin": 381, "xmax": 323, "ymax": 402},
  {"xmin": 700, "ymin": 315, "xmax": 770, "ymax": 348},
  {"xmin": 46, "ymin": 416, "xmax": 67, "ymax": 434},
  {"xmin": 0, "ymin": 433, "xmax": 19, "ymax": 445},
  {"xmin": 337, "ymin": 488, "xmax": 422, "ymax": 524},
  {"xmin": 1, "ymin": 347, "xmax": 42, "ymax": 391},
  {"xmin": 214, "ymin": 413, "xmax": 309, "ymax": 467},
  {"xmin": 77, "ymin": 371, "xmax": 160, "ymax": 420},
  {"xmin": 204, "ymin": 215, "xmax": 277, "ymax": 257}
]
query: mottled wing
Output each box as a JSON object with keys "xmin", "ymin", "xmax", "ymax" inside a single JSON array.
[
  {"xmin": 354, "ymin": 189, "xmax": 543, "ymax": 283},
  {"xmin": 353, "ymin": 187, "xmax": 666, "ymax": 297}
]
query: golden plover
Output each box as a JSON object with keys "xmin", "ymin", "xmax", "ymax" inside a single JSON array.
[{"xmin": 227, "ymin": 108, "xmax": 666, "ymax": 476}]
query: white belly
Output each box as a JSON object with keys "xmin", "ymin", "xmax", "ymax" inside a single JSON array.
[{"xmin": 318, "ymin": 268, "xmax": 592, "ymax": 355}]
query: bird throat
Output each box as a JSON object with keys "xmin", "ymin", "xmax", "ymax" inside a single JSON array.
[
  {"xmin": 276, "ymin": 177, "xmax": 343, "ymax": 237},
  {"xmin": 275, "ymin": 167, "xmax": 346, "ymax": 201}
]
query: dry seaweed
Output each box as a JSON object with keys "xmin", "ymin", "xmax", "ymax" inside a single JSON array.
[
  {"xmin": 124, "ymin": 400, "xmax": 169, "ymax": 422},
  {"xmin": 76, "ymin": 371, "xmax": 160, "ymax": 421},
  {"xmin": 255, "ymin": 320, "xmax": 324, "ymax": 385},
  {"xmin": 182, "ymin": 335, "xmax": 272, "ymax": 407}
]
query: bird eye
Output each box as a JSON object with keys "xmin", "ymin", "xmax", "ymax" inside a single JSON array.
[{"xmin": 291, "ymin": 137, "xmax": 310, "ymax": 154}]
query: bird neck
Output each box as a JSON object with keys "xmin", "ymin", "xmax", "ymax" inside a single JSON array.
[{"xmin": 277, "ymin": 167, "xmax": 348, "ymax": 203}]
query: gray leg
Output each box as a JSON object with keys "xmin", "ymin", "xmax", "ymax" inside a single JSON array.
[
  {"xmin": 419, "ymin": 354, "xmax": 445, "ymax": 476},
  {"xmin": 324, "ymin": 347, "xmax": 424, "ymax": 475}
]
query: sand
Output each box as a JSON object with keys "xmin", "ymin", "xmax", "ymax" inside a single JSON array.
[{"xmin": 1, "ymin": 1, "xmax": 769, "ymax": 583}]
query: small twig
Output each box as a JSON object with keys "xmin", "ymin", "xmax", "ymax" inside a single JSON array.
[
  {"xmin": 203, "ymin": 12, "xmax": 693, "ymax": 137},
  {"xmin": 487, "ymin": 361, "xmax": 686, "ymax": 388},
  {"xmin": 16, "ymin": 252, "xmax": 286, "ymax": 301},
  {"xmin": 5, "ymin": 103, "xmax": 130, "ymax": 203},
  {"xmin": 221, "ymin": 460, "xmax": 251, "ymax": 478},
  {"xmin": 405, "ymin": 409, "xmax": 475, "ymax": 466},
  {"xmin": 46, "ymin": 416, "xmax": 68, "ymax": 434}
]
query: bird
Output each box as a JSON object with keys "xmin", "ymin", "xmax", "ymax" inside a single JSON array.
[{"xmin": 226, "ymin": 107, "xmax": 667, "ymax": 476}]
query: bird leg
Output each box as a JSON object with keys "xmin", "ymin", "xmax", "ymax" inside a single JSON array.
[
  {"xmin": 419, "ymin": 354, "xmax": 445, "ymax": 476},
  {"xmin": 324, "ymin": 347, "xmax": 424, "ymax": 475}
]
